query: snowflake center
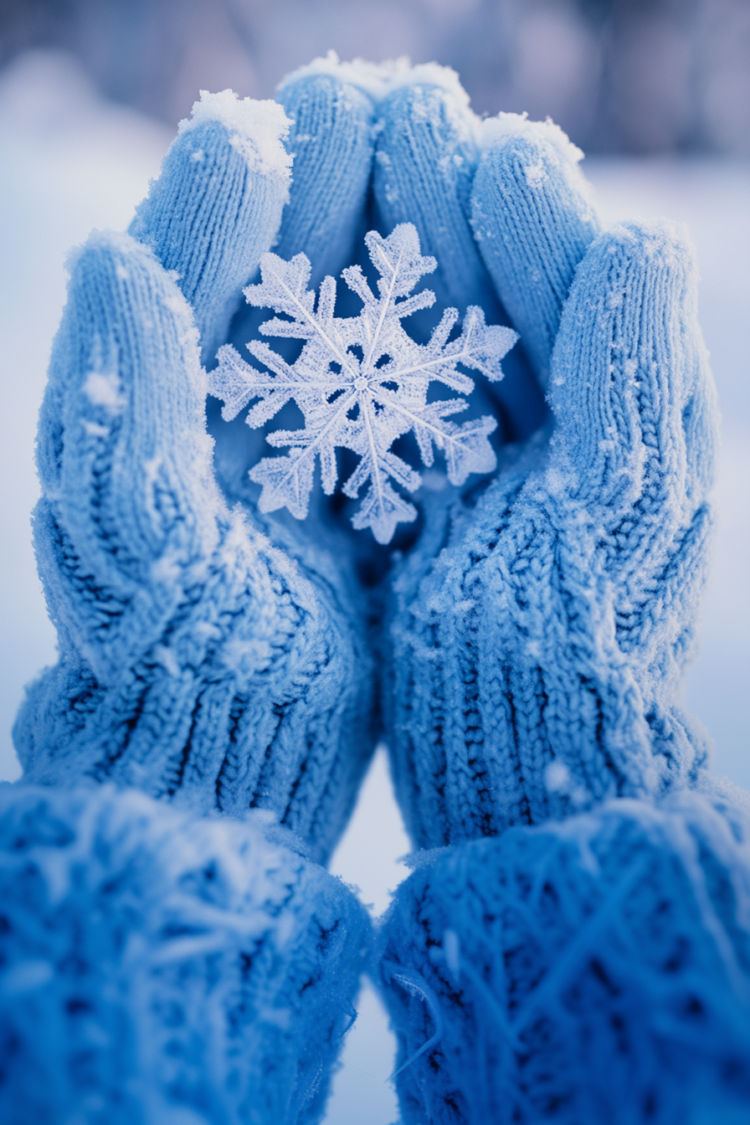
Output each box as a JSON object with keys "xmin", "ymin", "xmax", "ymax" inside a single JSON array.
[{"xmin": 353, "ymin": 375, "xmax": 369, "ymax": 391}]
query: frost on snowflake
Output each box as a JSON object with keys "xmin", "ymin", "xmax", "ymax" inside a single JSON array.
[{"xmin": 210, "ymin": 223, "xmax": 517, "ymax": 544}]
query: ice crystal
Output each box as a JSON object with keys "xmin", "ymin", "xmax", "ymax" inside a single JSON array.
[{"xmin": 210, "ymin": 223, "xmax": 517, "ymax": 544}]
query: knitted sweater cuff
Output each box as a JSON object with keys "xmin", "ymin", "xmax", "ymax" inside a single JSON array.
[
  {"xmin": 0, "ymin": 782, "xmax": 371, "ymax": 1125},
  {"xmin": 376, "ymin": 778, "xmax": 750, "ymax": 1124}
]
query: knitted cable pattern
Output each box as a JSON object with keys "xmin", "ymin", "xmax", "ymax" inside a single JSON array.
[
  {"xmin": 14, "ymin": 88, "xmax": 378, "ymax": 865},
  {"xmin": 0, "ymin": 783, "xmax": 370, "ymax": 1125},
  {"xmin": 377, "ymin": 778, "xmax": 750, "ymax": 1125},
  {"xmin": 384, "ymin": 115, "xmax": 718, "ymax": 849}
]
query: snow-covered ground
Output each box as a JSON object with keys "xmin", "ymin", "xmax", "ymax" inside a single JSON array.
[{"xmin": 0, "ymin": 50, "xmax": 747, "ymax": 1125}]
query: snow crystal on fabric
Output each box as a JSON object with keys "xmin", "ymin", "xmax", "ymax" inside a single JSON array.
[
  {"xmin": 211, "ymin": 223, "xmax": 516, "ymax": 543},
  {"xmin": 179, "ymin": 89, "xmax": 293, "ymax": 183}
]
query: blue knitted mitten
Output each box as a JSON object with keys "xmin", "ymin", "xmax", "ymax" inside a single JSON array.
[
  {"xmin": 377, "ymin": 779, "xmax": 750, "ymax": 1125},
  {"xmin": 14, "ymin": 88, "xmax": 378, "ymax": 864},
  {"xmin": 5, "ymin": 82, "xmax": 383, "ymax": 1124},
  {"xmin": 0, "ymin": 783, "xmax": 370, "ymax": 1125},
  {"xmin": 382, "ymin": 107, "xmax": 718, "ymax": 846}
]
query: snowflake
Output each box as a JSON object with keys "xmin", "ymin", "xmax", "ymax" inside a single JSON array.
[{"xmin": 210, "ymin": 223, "xmax": 517, "ymax": 544}]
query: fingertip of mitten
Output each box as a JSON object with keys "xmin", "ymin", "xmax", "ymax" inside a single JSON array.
[
  {"xmin": 471, "ymin": 116, "xmax": 600, "ymax": 386},
  {"xmin": 270, "ymin": 70, "xmax": 375, "ymax": 285},
  {"xmin": 372, "ymin": 79, "xmax": 493, "ymax": 320},
  {"xmin": 179, "ymin": 88, "xmax": 293, "ymax": 184},
  {"xmin": 278, "ymin": 52, "xmax": 476, "ymax": 125},
  {"xmin": 588, "ymin": 217, "xmax": 699, "ymax": 282},
  {"xmin": 47, "ymin": 228, "xmax": 206, "ymax": 463},
  {"xmin": 479, "ymin": 111, "xmax": 588, "ymax": 179},
  {"xmin": 130, "ymin": 95, "xmax": 291, "ymax": 362},
  {"xmin": 548, "ymin": 216, "xmax": 717, "ymax": 521},
  {"xmin": 377, "ymin": 78, "xmax": 480, "ymax": 147}
]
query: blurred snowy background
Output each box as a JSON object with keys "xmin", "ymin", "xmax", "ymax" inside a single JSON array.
[{"xmin": 0, "ymin": 3, "xmax": 748, "ymax": 1123}]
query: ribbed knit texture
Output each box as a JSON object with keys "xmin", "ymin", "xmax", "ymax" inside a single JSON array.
[
  {"xmin": 15, "ymin": 89, "xmax": 378, "ymax": 864},
  {"xmin": 15, "ymin": 227, "xmax": 374, "ymax": 864},
  {"xmin": 130, "ymin": 93, "xmax": 291, "ymax": 363},
  {"xmin": 372, "ymin": 84, "xmax": 546, "ymax": 442},
  {"xmin": 275, "ymin": 75, "xmax": 375, "ymax": 285},
  {"xmin": 471, "ymin": 116, "xmax": 601, "ymax": 389},
  {"xmin": 377, "ymin": 779, "xmax": 750, "ymax": 1125},
  {"xmin": 384, "ymin": 123, "xmax": 718, "ymax": 849},
  {"xmin": 0, "ymin": 783, "xmax": 370, "ymax": 1125}
]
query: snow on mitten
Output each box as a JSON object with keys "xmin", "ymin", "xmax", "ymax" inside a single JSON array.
[
  {"xmin": 377, "ymin": 779, "xmax": 750, "ymax": 1125},
  {"xmin": 14, "ymin": 89, "xmax": 377, "ymax": 864},
  {"xmin": 383, "ymin": 109, "xmax": 718, "ymax": 847},
  {"xmin": 0, "ymin": 783, "xmax": 370, "ymax": 1125}
]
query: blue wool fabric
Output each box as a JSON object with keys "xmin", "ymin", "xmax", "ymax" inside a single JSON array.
[
  {"xmin": 227, "ymin": 73, "xmax": 375, "ymax": 361},
  {"xmin": 219, "ymin": 74, "xmax": 379, "ymax": 530},
  {"xmin": 471, "ymin": 117, "xmax": 601, "ymax": 389},
  {"xmin": 385, "ymin": 128, "xmax": 718, "ymax": 848},
  {"xmin": 15, "ymin": 94, "xmax": 377, "ymax": 866},
  {"xmin": 5, "ymin": 54, "xmax": 743, "ymax": 1125},
  {"xmin": 372, "ymin": 83, "xmax": 546, "ymax": 441},
  {"xmin": 377, "ymin": 779, "xmax": 750, "ymax": 1125},
  {"xmin": 129, "ymin": 94, "xmax": 291, "ymax": 363},
  {"xmin": 275, "ymin": 75, "xmax": 375, "ymax": 286},
  {"xmin": 0, "ymin": 783, "xmax": 370, "ymax": 1125}
]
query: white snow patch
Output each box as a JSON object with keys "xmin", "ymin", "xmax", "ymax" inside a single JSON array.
[
  {"xmin": 524, "ymin": 158, "xmax": 546, "ymax": 188},
  {"xmin": 545, "ymin": 760, "xmax": 571, "ymax": 793},
  {"xmin": 82, "ymin": 420, "xmax": 110, "ymax": 438},
  {"xmin": 153, "ymin": 645, "xmax": 180, "ymax": 678},
  {"xmin": 84, "ymin": 370, "xmax": 125, "ymax": 412},
  {"xmin": 480, "ymin": 111, "xmax": 584, "ymax": 165},
  {"xmin": 179, "ymin": 90, "xmax": 292, "ymax": 185},
  {"xmin": 280, "ymin": 51, "xmax": 480, "ymax": 138}
]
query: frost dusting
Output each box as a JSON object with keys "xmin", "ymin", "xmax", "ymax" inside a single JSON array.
[{"xmin": 179, "ymin": 89, "xmax": 293, "ymax": 183}]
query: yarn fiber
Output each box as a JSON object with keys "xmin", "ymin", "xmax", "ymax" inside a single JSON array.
[
  {"xmin": 377, "ymin": 780, "xmax": 750, "ymax": 1125},
  {"xmin": 0, "ymin": 783, "xmax": 370, "ymax": 1125},
  {"xmin": 15, "ymin": 85, "xmax": 378, "ymax": 865},
  {"xmin": 384, "ymin": 110, "xmax": 718, "ymax": 848}
]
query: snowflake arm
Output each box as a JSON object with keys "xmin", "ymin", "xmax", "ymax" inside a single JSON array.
[{"xmin": 210, "ymin": 223, "xmax": 519, "ymax": 544}]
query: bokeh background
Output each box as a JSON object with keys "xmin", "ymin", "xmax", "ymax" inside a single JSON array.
[
  {"xmin": 0, "ymin": 2, "xmax": 748, "ymax": 1123},
  {"xmin": 2, "ymin": 0, "xmax": 750, "ymax": 155}
]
